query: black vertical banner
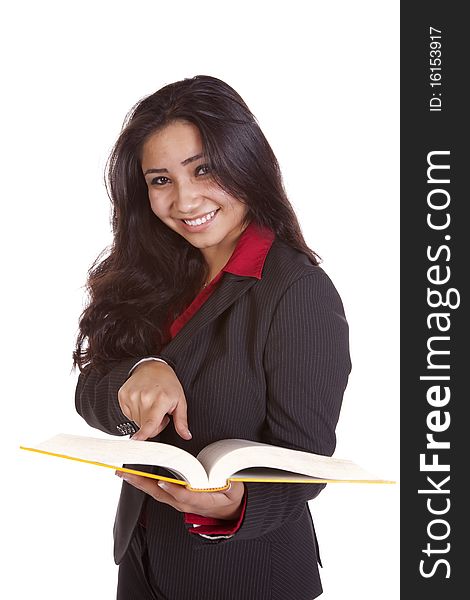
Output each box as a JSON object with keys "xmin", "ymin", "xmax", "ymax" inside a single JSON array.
[{"xmin": 401, "ymin": 2, "xmax": 466, "ymax": 597}]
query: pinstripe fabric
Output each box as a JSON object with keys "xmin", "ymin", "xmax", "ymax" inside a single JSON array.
[
  {"xmin": 117, "ymin": 524, "xmax": 158, "ymax": 600},
  {"xmin": 75, "ymin": 238, "xmax": 351, "ymax": 600}
]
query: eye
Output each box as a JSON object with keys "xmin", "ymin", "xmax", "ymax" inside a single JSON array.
[
  {"xmin": 150, "ymin": 176, "xmax": 170, "ymax": 186},
  {"xmin": 196, "ymin": 164, "xmax": 211, "ymax": 176}
]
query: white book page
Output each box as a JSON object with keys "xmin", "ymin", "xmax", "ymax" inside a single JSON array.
[
  {"xmin": 26, "ymin": 434, "xmax": 210, "ymax": 489},
  {"xmin": 197, "ymin": 439, "xmax": 385, "ymax": 488}
]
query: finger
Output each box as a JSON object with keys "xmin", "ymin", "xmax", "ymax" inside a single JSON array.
[
  {"xmin": 158, "ymin": 415, "xmax": 171, "ymax": 433},
  {"xmin": 123, "ymin": 406, "xmax": 140, "ymax": 428},
  {"xmin": 132, "ymin": 414, "xmax": 171, "ymax": 441},
  {"xmin": 118, "ymin": 388, "xmax": 132, "ymax": 418},
  {"xmin": 157, "ymin": 482, "xmax": 234, "ymax": 510},
  {"xmin": 223, "ymin": 480, "xmax": 245, "ymax": 499},
  {"xmin": 132, "ymin": 406, "xmax": 170, "ymax": 441},
  {"xmin": 123, "ymin": 408, "xmax": 132, "ymax": 421},
  {"xmin": 119, "ymin": 401, "xmax": 132, "ymax": 421},
  {"xmin": 116, "ymin": 472, "xmax": 164, "ymax": 497},
  {"xmin": 116, "ymin": 473, "xmax": 184, "ymax": 509},
  {"xmin": 157, "ymin": 480, "xmax": 192, "ymax": 501},
  {"xmin": 132, "ymin": 426, "xmax": 154, "ymax": 441},
  {"xmin": 170, "ymin": 401, "xmax": 192, "ymax": 440},
  {"xmin": 157, "ymin": 481, "xmax": 207, "ymax": 513}
]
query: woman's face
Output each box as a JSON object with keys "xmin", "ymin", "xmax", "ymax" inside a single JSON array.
[{"xmin": 141, "ymin": 120, "xmax": 249, "ymax": 262}]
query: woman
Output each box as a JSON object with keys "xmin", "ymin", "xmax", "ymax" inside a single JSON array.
[{"xmin": 74, "ymin": 75, "xmax": 351, "ymax": 600}]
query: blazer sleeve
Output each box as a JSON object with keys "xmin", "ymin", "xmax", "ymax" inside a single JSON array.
[
  {"xmin": 197, "ymin": 268, "xmax": 351, "ymax": 544},
  {"xmin": 75, "ymin": 355, "xmax": 176, "ymax": 436}
]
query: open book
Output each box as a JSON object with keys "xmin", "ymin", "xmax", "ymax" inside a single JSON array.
[{"xmin": 20, "ymin": 433, "xmax": 394, "ymax": 491}]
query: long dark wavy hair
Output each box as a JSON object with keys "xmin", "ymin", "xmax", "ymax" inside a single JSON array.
[{"xmin": 73, "ymin": 75, "xmax": 320, "ymax": 373}]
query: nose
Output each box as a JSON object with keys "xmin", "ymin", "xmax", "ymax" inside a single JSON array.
[{"xmin": 173, "ymin": 179, "xmax": 202, "ymax": 215}]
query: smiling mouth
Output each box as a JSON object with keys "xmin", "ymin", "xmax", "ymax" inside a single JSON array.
[{"xmin": 181, "ymin": 209, "xmax": 219, "ymax": 227}]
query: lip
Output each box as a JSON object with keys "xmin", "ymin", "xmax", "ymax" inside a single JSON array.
[{"xmin": 179, "ymin": 209, "xmax": 220, "ymax": 232}]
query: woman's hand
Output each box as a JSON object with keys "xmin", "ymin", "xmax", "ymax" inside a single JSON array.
[
  {"xmin": 116, "ymin": 473, "xmax": 245, "ymax": 521},
  {"xmin": 118, "ymin": 360, "xmax": 191, "ymax": 441}
]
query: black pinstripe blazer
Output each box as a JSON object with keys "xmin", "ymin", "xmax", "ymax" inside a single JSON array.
[{"xmin": 75, "ymin": 237, "xmax": 351, "ymax": 600}]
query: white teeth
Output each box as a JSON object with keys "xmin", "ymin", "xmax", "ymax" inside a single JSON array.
[{"xmin": 183, "ymin": 209, "xmax": 217, "ymax": 226}]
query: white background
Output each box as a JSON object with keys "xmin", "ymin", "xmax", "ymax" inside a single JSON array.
[{"xmin": 2, "ymin": 1, "xmax": 399, "ymax": 598}]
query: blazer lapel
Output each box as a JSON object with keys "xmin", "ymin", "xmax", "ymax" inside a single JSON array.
[{"xmin": 161, "ymin": 273, "xmax": 257, "ymax": 360}]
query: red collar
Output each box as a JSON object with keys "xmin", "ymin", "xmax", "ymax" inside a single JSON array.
[{"xmin": 220, "ymin": 221, "xmax": 275, "ymax": 279}]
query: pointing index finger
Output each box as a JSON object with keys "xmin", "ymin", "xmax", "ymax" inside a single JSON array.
[{"xmin": 131, "ymin": 407, "xmax": 169, "ymax": 440}]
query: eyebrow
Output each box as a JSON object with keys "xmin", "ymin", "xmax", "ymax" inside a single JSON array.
[{"xmin": 143, "ymin": 153, "xmax": 204, "ymax": 176}]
